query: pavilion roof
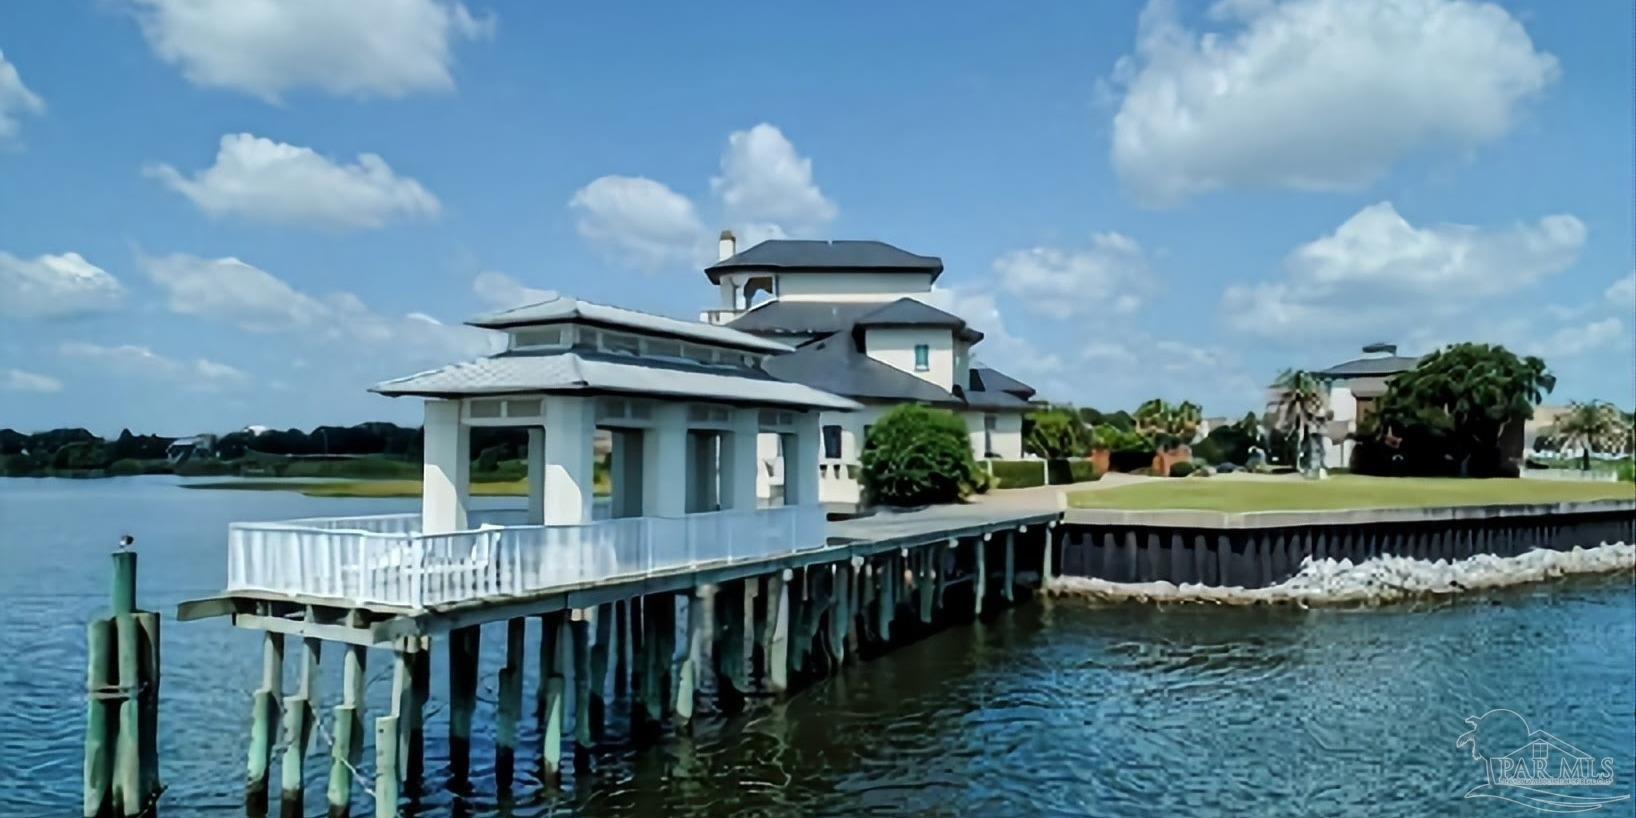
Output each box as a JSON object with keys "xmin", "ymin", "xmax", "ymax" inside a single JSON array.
[{"xmin": 372, "ymin": 349, "xmax": 861, "ymax": 411}]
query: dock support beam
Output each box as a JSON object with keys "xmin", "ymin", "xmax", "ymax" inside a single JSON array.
[
  {"xmin": 495, "ymin": 618, "xmax": 525, "ymax": 796},
  {"xmin": 917, "ymin": 550, "xmax": 934, "ymax": 624},
  {"xmin": 326, "ymin": 640, "xmax": 366, "ymax": 818},
  {"xmin": 1041, "ymin": 525, "xmax": 1055, "ymax": 592},
  {"xmin": 540, "ymin": 613, "xmax": 567, "ymax": 785},
  {"xmin": 590, "ymin": 604, "xmax": 611, "ymax": 737},
  {"xmin": 374, "ymin": 650, "xmax": 409, "ymax": 818},
  {"xmin": 675, "ymin": 589, "xmax": 706, "ymax": 726},
  {"xmin": 446, "ymin": 627, "xmax": 479, "ymax": 788},
  {"xmin": 281, "ymin": 636, "xmax": 321, "ymax": 818},
  {"xmin": 1003, "ymin": 531, "xmax": 1016, "ymax": 602},
  {"xmin": 246, "ymin": 632, "xmax": 284, "ymax": 818},
  {"xmin": 974, "ymin": 538, "xmax": 986, "ymax": 617},
  {"xmin": 572, "ymin": 614, "xmax": 593, "ymax": 756},
  {"xmin": 765, "ymin": 572, "xmax": 790, "ymax": 693},
  {"xmin": 403, "ymin": 648, "xmax": 428, "ymax": 791}
]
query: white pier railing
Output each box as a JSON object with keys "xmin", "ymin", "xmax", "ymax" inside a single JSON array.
[{"xmin": 225, "ymin": 504, "xmax": 829, "ymax": 609}]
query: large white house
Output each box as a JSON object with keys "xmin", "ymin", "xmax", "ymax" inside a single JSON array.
[
  {"xmin": 700, "ymin": 233, "xmax": 1038, "ymax": 507},
  {"xmin": 1290, "ymin": 343, "xmax": 1419, "ymax": 469}
]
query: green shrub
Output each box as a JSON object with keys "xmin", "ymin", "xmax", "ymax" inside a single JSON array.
[
  {"xmin": 987, "ymin": 459, "xmax": 1045, "ymax": 489},
  {"xmin": 1169, "ymin": 461, "xmax": 1196, "ymax": 478},
  {"xmin": 1025, "ymin": 408, "xmax": 1089, "ymax": 459},
  {"xmin": 1620, "ymin": 460, "xmax": 1635, "ymax": 483},
  {"xmin": 859, "ymin": 405, "xmax": 980, "ymax": 506},
  {"xmin": 1068, "ymin": 459, "xmax": 1101, "ymax": 483}
]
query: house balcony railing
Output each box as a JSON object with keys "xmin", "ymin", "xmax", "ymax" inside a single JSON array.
[{"xmin": 224, "ymin": 504, "xmax": 829, "ymax": 610}]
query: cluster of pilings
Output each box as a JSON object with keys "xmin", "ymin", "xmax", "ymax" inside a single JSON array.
[
  {"xmin": 243, "ymin": 523, "xmax": 1056, "ymax": 817},
  {"xmin": 1057, "ymin": 507, "xmax": 1636, "ymax": 588},
  {"xmin": 84, "ymin": 549, "xmax": 162, "ymax": 818}
]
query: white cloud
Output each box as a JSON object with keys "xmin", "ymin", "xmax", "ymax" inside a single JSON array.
[
  {"xmin": 142, "ymin": 252, "xmax": 490, "ymax": 364},
  {"xmin": 1075, "ymin": 334, "xmax": 1264, "ymax": 413},
  {"xmin": 569, "ymin": 175, "xmax": 706, "ymax": 269},
  {"xmin": 0, "ymin": 252, "xmax": 125, "ymax": 319},
  {"xmin": 0, "ymin": 49, "xmax": 45, "ymax": 142},
  {"xmin": 992, "ymin": 232, "xmax": 1152, "ymax": 319},
  {"xmin": 921, "ymin": 286, "xmax": 1064, "ymax": 382},
  {"xmin": 1, "ymin": 368, "xmax": 62, "ymax": 394},
  {"xmin": 571, "ymin": 124, "xmax": 836, "ymax": 270},
  {"xmin": 1109, "ymin": 0, "xmax": 1558, "ymax": 205},
  {"xmin": 712, "ymin": 123, "xmax": 837, "ymax": 232},
  {"xmin": 1223, "ymin": 202, "xmax": 1585, "ymax": 340},
  {"xmin": 143, "ymin": 253, "xmax": 327, "ymax": 332},
  {"xmin": 146, "ymin": 133, "xmax": 440, "ymax": 230},
  {"xmin": 1606, "ymin": 273, "xmax": 1635, "ymax": 310},
  {"xmin": 126, "ymin": 0, "xmax": 493, "ymax": 102},
  {"xmin": 472, "ymin": 271, "xmax": 551, "ymax": 309},
  {"xmin": 59, "ymin": 341, "xmax": 248, "ymax": 387},
  {"xmin": 1532, "ymin": 317, "xmax": 1625, "ymax": 359}
]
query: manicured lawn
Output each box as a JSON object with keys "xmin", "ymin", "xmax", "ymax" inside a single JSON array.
[{"xmin": 1067, "ymin": 475, "xmax": 1634, "ymax": 514}]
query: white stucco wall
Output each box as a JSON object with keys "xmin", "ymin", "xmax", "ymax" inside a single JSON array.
[
  {"xmin": 863, "ymin": 327, "xmax": 955, "ymax": 391},
  {"xmin": 964, "ymin": 410, "xmax": 1024, "ymax": 460},
  {"xmin": 774, "ymin": 271, "xmax": 934, "ymax": 301}
]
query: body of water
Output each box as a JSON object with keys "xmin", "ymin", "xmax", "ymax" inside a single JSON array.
[{"xmin": 2, "ymin": 476, "xmax": 1632, "ymax": 817}]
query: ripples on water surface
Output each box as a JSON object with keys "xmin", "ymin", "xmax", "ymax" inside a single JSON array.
[{"xmin": 2, "ymin": 477, "xmax": 1632, "ymax": 817}]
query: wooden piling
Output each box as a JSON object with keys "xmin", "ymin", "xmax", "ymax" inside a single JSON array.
[
  {"xmin": 1003, "ymin": 531, "xmax": 1017, "ymax": 602},
  {"xmin": 829, "ymin": 565, "xmax": 850, "ymax": 665},
  {"xmin": 766, "ymin": 571, "xmax": 791, "ymax": 693},
  {"xmin": 541, "ymin": 614, "xmax": 568, "ymax": 784},
  {"xmin": 447, "ymin": 626, "xmax": 479, "ymax": 786},
  {"xmin": 717, "ymin": 583, "xmax": 748, "ymax": 700},
  {"xmin": 83, "ymin": 618, "xmax": 114, "ymax": 818},
  {"xmin": 495, "ymin": 618, "xmax": 525, "ymax": 796},
  {"xmin": 246, "ymin": 632, "xmax": 284, "ymax": 818},
  {"xmin": 675, "ymin": 589, "xmax": 706, "ymax": 726},
  {"xmin": 280, "ymin": 636, "xmax": 322, "ymax": 818},
  {"xmin": 374, "ymin": 650, "xmax": 410, "ymax": 818},
  {"xmin": 614, "ymin": 600, "xmax": 631, "ymax": 696},
  {"xmin": 973, "ymin": 540, "xmax": 986, "ymax": 618},
  {"xmin": 917, "ymin": 549, "xmax": 935, "ymax": 623},
  {"xmin": 403, "ymin": 647, "xmax": 428, "ymax": 789},
  {"xmin": 326, "ymin": 640, "xmax": 366, "ymax": 818},
  {"xmin": 1041, "ymin": 527, "xmax": 1055, "ymax": 592},
  {"xmin": 589, "ymin": 604, "xmax": 611, "ymax": 734},
  {"xmin": 571, "ymin": 615, "xmax": 593, "ymax": 753}
]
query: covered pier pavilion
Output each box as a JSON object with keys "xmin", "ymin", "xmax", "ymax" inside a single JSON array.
[{"xmin": 178, "ymin": 293, "xmax": 1061, "ymax": 818}]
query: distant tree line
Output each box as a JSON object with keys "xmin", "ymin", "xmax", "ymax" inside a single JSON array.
[{"xmin": 0, "ymin": 423, "xmax": 530, "ymax": 478}]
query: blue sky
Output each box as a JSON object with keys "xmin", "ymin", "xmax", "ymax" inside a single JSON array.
[{"xmin": 1, "ymin": 0, "xmax": 1632, "ymax": 436}]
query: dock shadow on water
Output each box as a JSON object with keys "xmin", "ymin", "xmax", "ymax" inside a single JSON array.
[{"xmin": 3, "ymin": 478, "xmax": 1633, "ymax": 817}]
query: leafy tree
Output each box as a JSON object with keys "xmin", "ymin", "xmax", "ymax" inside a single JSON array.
[
  {"xmin": 1133, "ymin": 398, "xmax": 1202, "ymax": 450},
  {"xmin": 1024, "ymin": 407, "xmax": 1089, "ymax": 459},
  {"xmin": 859, "ymin": 404, "xmax": 980, "ymax": 506},
  {"xmin": 1553, "ymin": 400, "xmax": 1628, "ymax": 471},
  {"xmin": 1366, "ymin": 343, "xmax": 1554, "ymax": 477},
  {"xmin": 1194, "ymin": 412, "xmax": 1262, "ymax": 466},
  {"xmin": 1077, "ymin": 406, "xmax": 1135, "ymax": 432},
  {"xmin": 1271, "ymin": 370, "xmax": 1327, "ymax": 474}
]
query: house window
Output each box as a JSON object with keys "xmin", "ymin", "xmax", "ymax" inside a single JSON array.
[
  {"xmin": 822, "ymin": 424, "xmax": 842, "ymax": 459},
  {"xmin": 914, "ymin": 344, "xmax": 930, "ymax": 371}
]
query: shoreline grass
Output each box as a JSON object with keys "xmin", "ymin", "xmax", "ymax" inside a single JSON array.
[{"xmin": 1067, "ymin": 474, "xmax": 1634, "ymax": 514}]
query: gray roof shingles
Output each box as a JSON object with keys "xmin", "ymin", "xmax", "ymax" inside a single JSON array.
[
  {"xmin": 706, "ymin": 240, "xmax": 943, "ymax": 283},
  {"xmin": 372, "ymin": 350, "xmax": 860, "ymax": 411},
  {"xmin": 1315, "ymin": 355, "xmax": 1420, "ymax": 378},
  {"xmin": 468, "ymin": 292, "xmax": 791, "ymax": 354}
]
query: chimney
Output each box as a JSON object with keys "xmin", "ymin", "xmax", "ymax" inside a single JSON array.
[{"xmin": 717, "ymin": 229, "xmax": 737, "ymax": 262}]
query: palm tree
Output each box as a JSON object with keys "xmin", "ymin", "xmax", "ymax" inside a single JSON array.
[
  {"xmin": 1554, "ymin": 400, "xmax": 1627, "ymax": 471},
  {"xmin": 1272, "ymin": 369, "xmax": 1327, "ymax": 476},
  {"xmin": 1134, "ymin": 398, "xmax": 1203, "ymax": 451}
]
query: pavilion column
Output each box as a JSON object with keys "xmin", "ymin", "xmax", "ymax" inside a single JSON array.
[
  {"xmin": 788, "ymin": 412, "xmax": 821, "ymax": 507},
  {"xmin": 526, "ymin": 427, "xmax": 545, "ymax": 525},
  {"xmin": 543, "ymin": 396, "xmax": 595, "ymax": 525},
  {"xmin": 720, "ymin": 409, "xmax": 761, "ymax": 511},
  {"xmin": 422, "ymin": 400, "xmax": 469, "ymax": 534},
  {"xmin": 643, "ymin": 404, "xmax": 689, "ymax": 517}
]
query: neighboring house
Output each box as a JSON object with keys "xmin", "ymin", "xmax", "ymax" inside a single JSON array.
[
  {"xmin": 1264, "ymin": 343, "xmax": 1419, "ymax": 469},
  {"xmin": 700, "ymin": 232, "xmax": 1038, "ymax": 508},
  {"xmin": 165, "ymin": 433, "xmax": 217, "ymax": 464}
]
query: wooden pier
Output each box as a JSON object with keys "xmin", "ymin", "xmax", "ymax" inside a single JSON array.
[{"xmin": 178, "ymin": 502, "xmax": 1063, "ymax": 818}]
